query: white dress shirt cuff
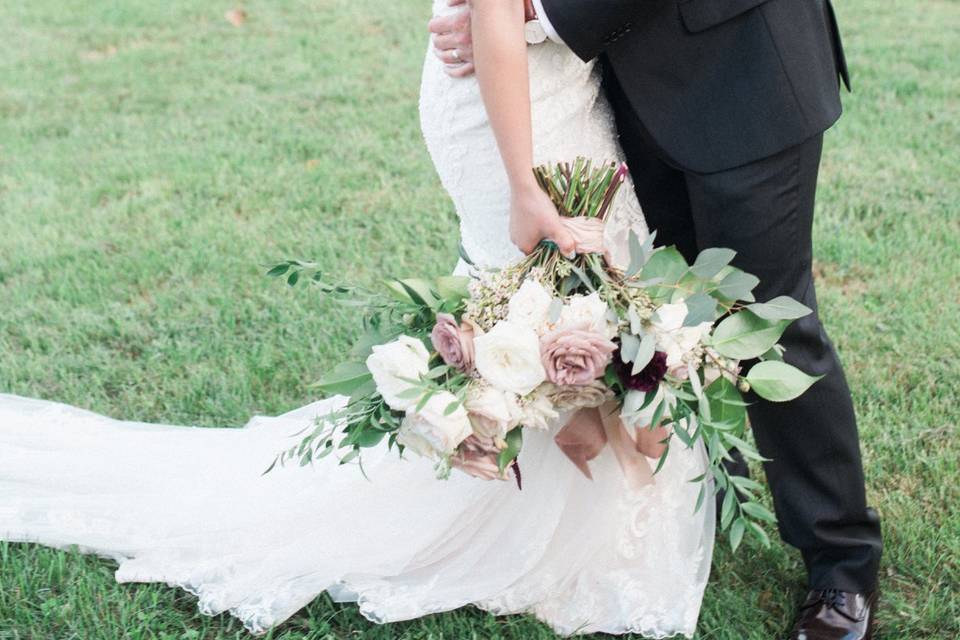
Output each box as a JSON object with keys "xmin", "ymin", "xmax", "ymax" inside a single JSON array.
[{"xmin": 531, "ymin": 0, "xmax": 566, "ymax": 45}]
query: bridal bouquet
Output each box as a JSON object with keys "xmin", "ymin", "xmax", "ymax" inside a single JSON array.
[{"xmin": 267, "ymin": 159, "xmax": 821, "ymax": 550}]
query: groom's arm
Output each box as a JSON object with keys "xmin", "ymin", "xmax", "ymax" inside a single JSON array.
[{"xmin": 536, "ymin": 0, "xmax": 642, "ymax": 62}]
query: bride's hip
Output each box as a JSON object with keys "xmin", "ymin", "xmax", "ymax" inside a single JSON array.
[{"xmin": 419, "ymin": 44, "xmax": 602, "ymax": 145}]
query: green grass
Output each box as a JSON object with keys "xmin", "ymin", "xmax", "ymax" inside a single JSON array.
[{"xmin": 0, "ymin": 0, "xmax": 957, "ymax": 638}]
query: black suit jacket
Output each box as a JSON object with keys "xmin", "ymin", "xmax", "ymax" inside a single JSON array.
[{"xmin": 540, "ymin": 0, "xmax": 850, "ymax": 173}]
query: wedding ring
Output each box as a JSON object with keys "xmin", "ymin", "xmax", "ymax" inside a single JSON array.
[{"xmin": 451, "ymin": 48, "xmax": 461, "ymax": 63}]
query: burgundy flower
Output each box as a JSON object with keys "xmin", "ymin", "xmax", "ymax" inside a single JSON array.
[{"xmin": 617, "ymin": 350, "xmax": 669, "ymax": 392}]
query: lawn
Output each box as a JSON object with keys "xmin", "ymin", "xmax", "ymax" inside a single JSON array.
[{"xmin": 0, "ymin": 0, "xmax": 957, "ymax": 638}]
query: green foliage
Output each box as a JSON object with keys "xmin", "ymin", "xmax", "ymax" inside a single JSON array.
[
  {"xmin": 745, "ymin": 361, "xmax": 823, "ymax": 402},
  {"xmin": 1, "ymin": 1, "xmax": 958, "ymax": 638},
  {"xmin": 711, "ymin": 311, "xmax": 791, "ymax": 360},
  {"xmin": 314, "ymin": 361, "xmax": 372, "ymax": 396},
  {"xmin": 497, "ymin": 427, "xmax": 524, "ymax": 474}
]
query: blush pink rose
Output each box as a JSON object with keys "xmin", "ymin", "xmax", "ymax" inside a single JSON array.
[
  {"xmin": 451, "ymin": 434, "xmax": 507, "ymax": 481},
  {"xmin": 431, "ymin": 313, "xmax": 476, "ymax": 372},
  {"xmin": 540, "ymin": 326, "xmax": 617, "ymax": 386}
]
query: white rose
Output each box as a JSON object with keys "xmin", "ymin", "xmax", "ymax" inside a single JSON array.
[
  {"xmin": 507, "ymin": 279, "xmax": 554, "ymax": 333},
  {"xmin": 559, "ymin": 292, "xmax": 617, "ymax": 338},
  {"xmin": 465, "ymin": 384, "xmax": 522, "ymax": 440},
  {"xmin": 650, "ymin": 302, "xmax": 712, "ymax": 372},
  {"xmin": 473, "ymin": 320, "xmax": 547, "ymax": 396},
  {"xmin": 397, "ymin": 391, "xmax": 472, "ymax": 459},
  {"xmin": 365, "ymin": 335, "xmax": 430, "ymax": 411},
  {"xmin": 518, "ymin": 384, "xmax": 561, "ymax": 431}
]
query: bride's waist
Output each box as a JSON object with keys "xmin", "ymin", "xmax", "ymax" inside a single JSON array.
[
  {"xmin": 421, "ymin": 47, "xmax": 600, "ymax": 126},
  {"xmin": 422, "ymin": 38, "xmax": 595, "ymax": 92}
]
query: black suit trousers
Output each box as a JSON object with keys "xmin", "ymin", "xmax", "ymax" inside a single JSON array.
[{"xmin": 603, "ymin": 66, "xmax": 882, "ymax": 592}]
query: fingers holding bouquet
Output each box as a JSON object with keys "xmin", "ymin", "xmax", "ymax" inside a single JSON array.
[
  {"xmin": 511, "ymin": 159, "xmax": 630, "ymax": 263},
  {"xmin": 509, "ymin": 183, "xmax": 578, "ymax": 257}
]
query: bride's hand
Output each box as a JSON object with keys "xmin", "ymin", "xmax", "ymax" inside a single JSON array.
[{"xmin": 510, "ymin": 183, "xmax": 577, "ymax": 256}]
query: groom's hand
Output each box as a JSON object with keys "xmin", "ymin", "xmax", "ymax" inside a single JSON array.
[{"xmin": 429, "ymin": 0, "xmax": 475, "ymax": 78}]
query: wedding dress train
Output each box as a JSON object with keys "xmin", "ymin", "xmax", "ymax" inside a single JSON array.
[{"xmin": 0, "ymin": 4, "xmax": 714, "ymax": 637}]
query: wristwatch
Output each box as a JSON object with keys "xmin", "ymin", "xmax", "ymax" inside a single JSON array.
[{"xmin": 524, "ymin": 0, "xmax": 547, "ymax": 44}]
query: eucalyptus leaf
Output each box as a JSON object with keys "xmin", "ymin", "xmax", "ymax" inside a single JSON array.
[
  {"xmin": 746, "ymin": 360, "xmax": 823, "ymax": 402},
  {"xmin": 626, "ymin": 230, "xmax": 645, "ymax": 277},
  {"xmin": 691, "ymin": 248, "xmax": 737, "ymax": 280},
  {"xmin": 711, "ymin": 311, "xmax": 790, "ymax": 360},
  {"xmin": 631, "ymin": 334, "xmax": 657, "ymax": 375},
  {"xmin": 628, "ymin": 304, "xmax": 646, "ymax": 334},
  {"xmin": 640, "ymin": 246, "xmax": 689, "ymax": 291},
  {"xmin": 569, "ymin": 263, "xmax": 596, "ymax": 292},
  {"xmin": 683, "ymin": 292, "xmax": 719, "ymax": 326},
  {"xmin": 715, "ymin": 269, "xmax": 760, "ymax": 302},
  {"xmin": 705, "ymin": 377, "xmax": 748, "ymax": 433},
  {"xmin": 620, "ymin": 333, "xmax": 641, "ymax": 363},
  {"xmin": 759, "ymin": 345, "xmax": 785, "ymax": 361},
  {"xmin": 747, "ymin": 296, "xmax": 813, "ymax": 321}
]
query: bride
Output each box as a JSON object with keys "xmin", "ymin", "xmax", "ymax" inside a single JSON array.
[{"xmin": 0, "ymin": 1, "xmax": 714, "ymax": 637}]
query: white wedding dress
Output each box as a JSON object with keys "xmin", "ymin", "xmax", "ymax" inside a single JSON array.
[{"xmin": 0, "ymin": 4, "xmax": 714, "ymax": 637}]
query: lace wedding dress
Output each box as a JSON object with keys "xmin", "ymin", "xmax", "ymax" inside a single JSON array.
[{"xmin": 0, "ymin": 4, "xmax": 714, "ymax": 637}]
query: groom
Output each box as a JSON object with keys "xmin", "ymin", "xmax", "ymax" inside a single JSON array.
[{"xmin": 429, "ymin": 0, "xmax": 882, "ymax": 638}]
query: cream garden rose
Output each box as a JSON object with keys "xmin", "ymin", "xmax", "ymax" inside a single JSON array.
[
  {"xmin": 473, "ymin": 320, "xmax": 547, "ymax": 396},
  {"xmin": 518, "ymin": 384, "xmax": 561, "ymax": 431},
  {"xmin": 506, "ymin": 278, "xmax": 553, "ymax": 333},
  {"xmin": 397, "ymin": 391, "xmax": 473, "ymax": 459},
  {"xmin": 559, "ymin": 292, "xmax": 617, "ymax": 339},
  {"xmin": 464, "ymin": 384, "xmax": 521, "ymax": 440},
  {"xmin": 365, "ymin": 335, "xmax": 430, "ymax": 411},
  {"xmin": 549, "ymin": 380, "xmax": 614, "ymax": 411}
]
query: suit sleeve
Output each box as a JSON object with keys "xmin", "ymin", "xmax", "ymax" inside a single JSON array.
[{"xmin": 538, "ymin": 0, "xmax": 644, "ymax": 61}]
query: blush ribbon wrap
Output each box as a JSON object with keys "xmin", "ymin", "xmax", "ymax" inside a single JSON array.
[{"xmin": 554, "ymin": 402, "xmax": 662, "ymax": 491}]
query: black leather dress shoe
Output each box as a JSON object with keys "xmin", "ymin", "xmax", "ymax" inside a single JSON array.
[{"xmin": 789, "ymin": 589, "xmax": 877, "ymax": 639}]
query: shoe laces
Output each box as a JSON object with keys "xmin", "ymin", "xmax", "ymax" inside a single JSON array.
[{"xmin": 819, "ymin": 589, "xmax": 847, "ymax": 610}]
